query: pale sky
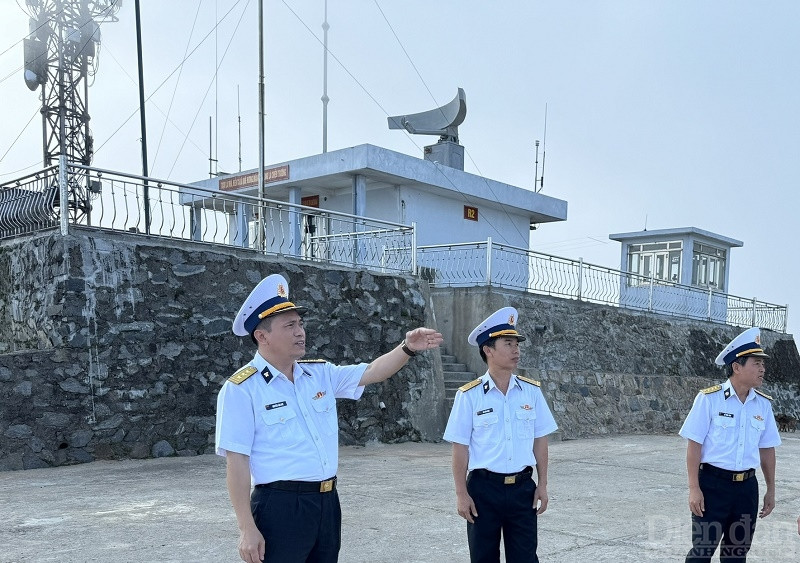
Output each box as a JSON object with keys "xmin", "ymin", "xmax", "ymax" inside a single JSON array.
[{"xmin": 1, "ymin": 1, "xmax": 798, "ymax": 336}]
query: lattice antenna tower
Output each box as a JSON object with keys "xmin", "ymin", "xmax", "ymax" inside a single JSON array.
[{"xmin": 22, "ymin": 0, "xmax": 122, "ymax": 223}]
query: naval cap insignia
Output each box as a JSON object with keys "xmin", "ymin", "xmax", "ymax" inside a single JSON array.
[{"xmin": 277, "ymin": 283, "xmax": 287, "ymax": 297}]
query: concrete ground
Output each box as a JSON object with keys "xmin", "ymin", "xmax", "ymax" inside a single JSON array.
[{"xmin": 2, "ymin": 434, "xmax": 800, "ymax": 563}]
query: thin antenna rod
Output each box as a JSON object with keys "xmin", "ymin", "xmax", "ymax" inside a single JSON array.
[
  {"xmin": 208, "ymin": 115, "xmax": 213, "ymax": 178},
  {"xmin": 538, "ymin": 103, "xmax": 547, "ymax": 193},
  {"xmin": 321, "ymin": 0, "xmax": 329, "ymax": 153},
  {"xmin": 214, "ymin": 0, "xmax": 219, "ymax": 176},
  {"xmin": 237, "ymin": 85, "xmax": 242, "ymax": 172},
  {"xmin": 534, "ymin": 139, "xmax": 540, "ymax": 192},
  {"xmin": 257, "ymin": 0, "xmax": 265, "ymax": 250}
]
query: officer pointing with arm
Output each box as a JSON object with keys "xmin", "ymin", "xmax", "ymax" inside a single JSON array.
[{"xmin": 215, "ymin": 273, "xmax": 443, "ymax": 563}]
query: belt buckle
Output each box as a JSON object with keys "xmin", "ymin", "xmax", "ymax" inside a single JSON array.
[
  {"xmin": 733, "ymin": 472, "xmax": 745, "ymax": 482},
  {"xmin": 320, "ymin": 479, "xmax": 334, "ymax": 492},
  {"xmin": 504, "ymin": 475, "xmax": 516, "ymax": 485}
]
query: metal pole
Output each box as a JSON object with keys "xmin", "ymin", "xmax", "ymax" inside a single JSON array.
[
  {"xmin": 577, "ymin": 257, "xmax": 583, "ymax": 301},
  {"xmin": 783, "ymin": 305, "xmax": 789, "ymax": 334},
  {"xmin": 751, "ymin": 297, "xmax": 757, "ymax": 327},
  {"xmin": 59, "ymin": 154, "xmax": 69, "ymax": 235},
  {"xmin": 411, "ymin": 221, "xmax": 417, "ymax": 275},
  {"xmin": 134, "ymin": 0, "xmax": 150, "ymax": 234},
  {"xmin": 486, "ymin": 237, "xmax": 493, "ymax": 286},
  {"xmin": 321, "ymin": 0, "xmax": 329, "ymax": 153},
  {"xmin": 707, "ymin": 287, "xmax": 713, "ymax": 321},
  {"xmin": 648, "ymin": 270, "xmax": 655, "ymax": 311},
  {"xmin": 237, "ymin": 85, "xmax": 242, "ymax": 172},
  {"xmin": 257, "ymin": 0, "xmax": 266, "ymax": 251}
]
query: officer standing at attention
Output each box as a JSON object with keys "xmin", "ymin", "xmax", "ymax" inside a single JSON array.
[
  {"xmin": 215, "ymin": 273, "xmax": 443, "ymax": 563},
  {"xmin": 679, "ymin": 327, "xmax": 781, "ymax": 563},
  {"xmin": 443, "ymin": 307, "xmax": 558, "ymax": 563}
]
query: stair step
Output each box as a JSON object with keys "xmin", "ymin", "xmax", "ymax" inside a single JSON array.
[
  {"xmin": 442, "ymin": 362, "xmax": 468, "ymax": 372},
  {"xmin": 443, "ymin": 370, "xmax": 477, "ymax": 379},
  {"xmin": 444, "ymin": 380, "xmax": 479, "ymax": 390}
]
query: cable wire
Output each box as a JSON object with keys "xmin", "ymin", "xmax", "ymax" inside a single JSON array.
[{"xmin": 150, "ymin": 0, "xmax": 205, "ymax": 175}]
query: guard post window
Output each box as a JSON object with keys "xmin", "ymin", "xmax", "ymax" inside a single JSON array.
[
  {"xmin": 692, "ymin": 243, "xmax": 726, "ymax": 291},
  {"xmin": 627, "ymin": 241, "xmax": 682, "ymax": 286}
]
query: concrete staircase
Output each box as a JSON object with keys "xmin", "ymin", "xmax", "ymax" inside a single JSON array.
[{"xmin": 441, "ymin": 349, "xmax": 479, "ymax": 412}]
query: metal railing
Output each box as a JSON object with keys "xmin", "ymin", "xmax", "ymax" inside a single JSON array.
[
  {"xmin": 0, "ymin": 162, "xmax": 416, "ymax": 275},
  {"xmin": 0, "ymin": 166, "xmax": 60, "ymax": 238},
  {"xmin": 418, "ymin": 239, "xmax": 788, "ymax": 333},
  {"xmin": 0, "ymin": 164, "xmax": 788, "ymax": 332}
]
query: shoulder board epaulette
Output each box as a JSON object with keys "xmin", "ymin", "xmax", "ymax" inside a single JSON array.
[
  {"xmin": 228, "ymin": 366, "xmax": 257, "ymax": 385},
  {"xmin": 459, "ymin": 378, "xmax": 482, "ymax": 392},
  {"xmin": 754, "ymin": 389, "xmax": 773, "ymax": 400},
  {"xmin": 298, "ymin": 359, "xmax": 327, "ymax": 364},
  {"xmin": 518, "ymin": 376, "xmax": 541, "ymax": 387},
  {"xmin": 701, "ymin": 384, "xmax": 722, "ymax": 394}
]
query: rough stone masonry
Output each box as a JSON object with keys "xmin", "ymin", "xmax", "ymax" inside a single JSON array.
[{"xmin": 0, "ymin": 228, "xmax": 444, "ymax": 470}]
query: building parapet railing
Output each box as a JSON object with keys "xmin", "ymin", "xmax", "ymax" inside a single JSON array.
[
  {"xmin": 0, "ymin": 162, "xmax": 415, "ymax": 275},
  {"xmin": 417, "ymin": 239, "xmax": 789, "ymax": 333},
  {"xmin": 0, "ymin": 164, "xmax": 788, "ymax": 332}
]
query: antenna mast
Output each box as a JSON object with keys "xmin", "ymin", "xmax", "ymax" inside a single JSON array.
[
  {"xmin": 21, "ymin": 0, "xmax": 122, "ymax": 223},
  {"xmin": 537, "ymin": 104, "xmax": 547, "ymax": 193},
  {"xmin": 237, "ymin": 85, "xmax": 242, "ymax": 172},
  {"xmin": 321, "ymin": 0, "xmax": 329, "ymax": 153}
]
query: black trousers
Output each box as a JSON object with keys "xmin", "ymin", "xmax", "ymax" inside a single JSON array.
[
  {"xmin": 685, "ymin": 468, "xmax": 759, "ymax": 563},
  {"xmin": 251, "ymin": 485, "xmax": 341, "ymax": 563},
  {"xmin": 466, "ymin": 469, "xmax": 539, "ymax": 563}
]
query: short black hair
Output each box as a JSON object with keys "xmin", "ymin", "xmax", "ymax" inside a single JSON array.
[
  {"xmin": 250, "ymin": 316, "xmax": 275, "ymax": 344},
  {"xmin": 479, "ymin": 338, "xmax": 497, "ymax": 364},
  {"xmin": 726, "ymin": 356, "xmax": 749, "ymax": 377}
]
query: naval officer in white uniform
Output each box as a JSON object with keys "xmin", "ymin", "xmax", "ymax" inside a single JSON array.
[
  {"xmin": 679, "ymin": 327, "xmax": 781, "ymax": 563},
  {"xmin": 216, "ymin": 273, "xmax": 443, "ymax": 563}
]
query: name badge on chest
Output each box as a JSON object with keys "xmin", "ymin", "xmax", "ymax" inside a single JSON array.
[{"xmin": 265, "ymin": 401, "xmax": 287, "ymax": 410}]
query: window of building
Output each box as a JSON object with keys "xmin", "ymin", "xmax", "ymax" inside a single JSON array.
[
  {"xmin": 691, "ymin": 243, "xmax": 726, "ymax": 291},
  {"xmin": 627, "ymin": 241, "xmax": 682, "ymax": 286}
]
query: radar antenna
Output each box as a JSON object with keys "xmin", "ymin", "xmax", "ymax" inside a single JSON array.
[{"xmin": 388, "ymin": 88, "xmax": 467, "ymax": 170}]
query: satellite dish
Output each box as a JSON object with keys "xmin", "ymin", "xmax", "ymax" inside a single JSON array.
[{"xmin": 388, "ymin": 88, "xmax": 466, "ymax": 143}]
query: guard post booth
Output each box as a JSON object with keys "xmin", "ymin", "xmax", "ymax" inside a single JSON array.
[{"xmin": 609, "ymin": 227, "xmax": 743, "ymax": 322}]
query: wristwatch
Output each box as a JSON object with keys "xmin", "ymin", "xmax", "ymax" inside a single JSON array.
[{"xmin": 401, "ymin": 339, "xmax": 416, "ymax": 357}]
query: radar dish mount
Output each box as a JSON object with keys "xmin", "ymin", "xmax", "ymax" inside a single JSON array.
[{"xmin": 388, "ymin": 88, "xmax": 467, "ymax": 170}]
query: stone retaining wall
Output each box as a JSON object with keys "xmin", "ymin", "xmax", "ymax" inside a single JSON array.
[
  {"xmin": 432, "ymin": 287, "xmax": 800, "ymax": 439},
  {"xmin": 0, "ymin": 229, "xmax": 445, "ymax": 470},
  {"xmin": 2, "ymin": 230, "xmax": 798, "ymax": 470}
]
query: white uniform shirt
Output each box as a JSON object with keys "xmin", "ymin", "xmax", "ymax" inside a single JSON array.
[
  {"xmin": 679, "ymin": 379, "xmax": 781, "ymax": 471},
  {"xmin": 443, "ymin": 372, "xmax": 558, "ymax": 474},
  {"xmin": 215, "ymin": 352, "xmax": 366, "ymax": 484}
]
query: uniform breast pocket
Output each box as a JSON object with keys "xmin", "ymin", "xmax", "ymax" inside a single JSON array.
[
  {"xmin": 515, "ymin": 409, "xmax": 537, "ymax": 439},
  {"xmin": 311, "ymin": 397, "xmax": 338, "ymax": 436},
  {"xmin": 472, "ymin": 413, "xmax": 499, "ymax": 444},
  {"xmin": 712, "ymin": 416, "xmax": 734, "ymax": 438},
  {"xmin": 749, "ymin": 417, "xmax": 766, "ymax": 444},
  {"xmin": 261, "ymin": 407, "xmax": 302, "ymax": 446}
]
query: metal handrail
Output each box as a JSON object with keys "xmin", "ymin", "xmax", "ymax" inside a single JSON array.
[
  {"xmin": 418, "ymin": 240, "xmax": 788, "ymax": 333},
  {"xmin": 0, "ymin": 163, "xmax": 416, "ymax": 276}
]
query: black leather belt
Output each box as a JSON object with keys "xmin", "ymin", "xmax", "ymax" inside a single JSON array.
[
  {"xmin": 700, "ymin": 463, "xmax": 755, "ymax": 482},
  {"xmin": 470, "ymin": 467, "xmax": 533, "ymax": 485},
  {"xmin": 256, "ymin": 477, "xmax": 337, "ymax": 493}
]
